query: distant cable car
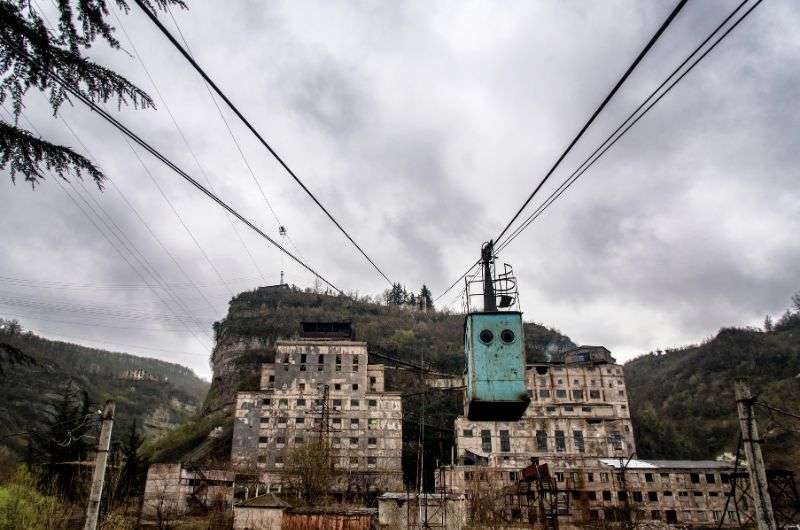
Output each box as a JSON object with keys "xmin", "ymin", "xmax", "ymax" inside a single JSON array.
[{"xmin": 464, "ymin": 241, "xmax": 530, "ymax": 421}]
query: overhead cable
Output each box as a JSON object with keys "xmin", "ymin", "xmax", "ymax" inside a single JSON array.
[
  {"xmin": 496, "ymin": 0, "xmax": 763, "ymax": 253},
  {"xmin": 0, "ymin": 34, "xmax": 345, "ymax": 295},
  {"xmin": 434, "ymin": 0, "xmax": 688, "ymax": 303},
  {"xmin": 132, "ymin": 0, "xmax": 392, "ymax": 286},
  {"xmin": 494, "ymin": 0, "xmax": 689, "ymax": 244}
]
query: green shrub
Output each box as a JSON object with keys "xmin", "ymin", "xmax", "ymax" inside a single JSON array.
[{"xmin": 0, "ymin": 466, "xmax": 72, "ymax": 530}]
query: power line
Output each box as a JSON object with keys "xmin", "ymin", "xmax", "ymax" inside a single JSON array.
[
  {"xmin": 434, "ymin": 0, "xmax": 687, "ymax": 303},
  {"xmin": 0, "ymin": 34, "xmax": 345, "ymax": 295},
  {"xmin": 57, "ymin": 116, "xmax": 222, "ymax": 314},
  {"xmin": 165, "ymin": 5, "xmax": 308, "ymax": 265},
  {"xmin": 2, "ymin": 101, "xmax": 214, "ymax": 346},
  {"xmin": 0, "ymin": 274, "xmax": 261, "ymax": 290},
  {"xmin": 132, "ymin": 0, "xmax": 392, "ymax": 286},
  {"xmin": 493, "ymin": 0, "xmax": 688, "ymax": 244},
  {"xmin": 109, "ymin": 4, "xmax": 270, "ymax": 286},
  {"xmin": 755, "ymin": 401, "xmax": 800, "ymax": 422},
  {"xmin": 0, "ymin": 311, "xmax": 203, "ymax": 333},
  {"xmin": 496, "ymin": 0, "xmax": 762, "ymax": 253}
]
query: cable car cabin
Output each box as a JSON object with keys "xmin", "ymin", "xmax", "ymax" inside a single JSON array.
[{"xmin": 464, "ymin": 311, "xmax": 530, "ymax": 421}]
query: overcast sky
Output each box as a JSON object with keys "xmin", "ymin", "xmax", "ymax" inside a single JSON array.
[{"xmin": 2, "ymin": 0, "xmax": 799, "ymax": 380}]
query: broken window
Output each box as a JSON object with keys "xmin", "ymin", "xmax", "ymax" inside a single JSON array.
[
  {"xmin": 555, "ymin": 430, "xmax": 566, "ymax": 452},
  {"xmin": 481, "ymin": 430, "xmax": 492, "ymax": 452},
  {"xmin": 463, "ymin": 429, "xmax": 473, "ymax": 438},
  {"xmin": 333, "ymin": 399, "xmax": 342, "ymax": 408},
  {"xmin": 296, "ymin": 398, "xmax": 306, "ymax": 407},
  {"xmin": 573, "ymin": 430, "xmax": 585, "ymax": 453},
  {"xmin": 536, "ymin": 431, "xmax": 548, "ymax": 451},
  {"xmin": 295, "ymin": 417, "xmax": 304, "ymax": 424},
  {"xmin": 351, "ymin": 418, "xmax": 360, "ymax": 427},
  {"xmin": 705, "ymin": 473, "xmax": 716, "ymax": 484},
  {"xmin": 648, "ymin": 491, "xmax": 658, "ymax": 501},
  {"xmin": 690, "ymin": 473, "xmax": 700, "ymax": 484},
  {"xmin": 600, "ymin": 473, "xmax": 609, "ymax": 483},
  {"xmin": 587, "ymin": 472, "xmax": 594, "ymax": 482},
  {"xmin": 368, "ymin": 399, "xmax": 377, "ymax": 408},
  {"xmin": 603, "ymin": 491, "xmax": 612, "ymax": 501},
  {"xmin": 572, "ymin": 389, "xmax": 584, "ymax": 400},
  {"xmin": 367, "ymin": 456, "xmax": 377, "ymax": 466},
  {"xmin": 353, "ymin": 355, "xmax": 359, "ymax": 372},
  {"xmin": 368, "ymin": 437, "xmax": 377, "ymax": 446},
  {"xmin": 351, "ymin": 399, "xmax": 360, "ymax": 408},
  {"xmin": 539, "ymin": 389, "xmax": 551, "ymax": 398},
  {"xmin": 262, "ymin": 398, "xmax": 271, "ymax": 406},
  {"xmin": 500, "ymin": 430, "xmax": 510, "ymax": 452},
  {"xmin": 556, "ymin": 389, "xmax": 567, "ymax": 398},
  {"xmin": 611, "ymin": 431, "xmax": 622, "ymax": 450},
  {"xmin": 633, "ymin": 491, "xmax": 643, "ymax": 502},
  {"xmin": 334, "ymin": 383, "xmax": 342, "ymax": 390},
  {"xmin": 335, "ymin": 354, "xmax": 342, "ymax": 372},
  {"xmin": 352, "ymin": 384, "xmax": 359, "ymax": 390}
]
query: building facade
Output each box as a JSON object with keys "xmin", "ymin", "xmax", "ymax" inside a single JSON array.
[
  {"xmin": 437, "ymin": 346, "xmax": 749, "ymax": 527},
  {"xmin": 231, "ymin": 334, "xmax": 403, "ymax": 493}
]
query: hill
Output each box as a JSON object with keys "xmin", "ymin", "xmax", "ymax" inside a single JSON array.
[
  {"xmin": 625, "ymin": 312, "xmax": 800, "ymax": 472},
  {"xmin": 0, "ymin": 322, "xmax": 210, "ymax": 459}
]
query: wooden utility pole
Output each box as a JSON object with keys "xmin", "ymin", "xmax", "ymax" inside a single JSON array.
[
  {"xmin": 84, "ymin": 400, "xmax": 115, "ymax": 530},
  {"xmin": 734, "ymin": 379, "xmax": 776, "ymax": 530}
]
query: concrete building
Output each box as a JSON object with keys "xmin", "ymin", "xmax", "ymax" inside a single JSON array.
[
  {"xmin": 378, "ymin": 492, "xmax": 468, "ymax": 529},
  {"xmin": 140, "ymin": 463, "xmax": 234, "ymax": 524},
  {"xmin": 436, "ymin": 346, "xmax": 752, "ymax": 527},
  {"xmin": 231, "ymin": 322, "xmax": 404, "ymax": 494}
]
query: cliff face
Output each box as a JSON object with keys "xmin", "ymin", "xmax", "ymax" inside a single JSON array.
[{"xmin": 204, "ymin": 285, "xmax": 575, "ymax": 414}]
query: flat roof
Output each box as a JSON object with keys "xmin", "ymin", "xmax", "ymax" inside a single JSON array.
[
  {"xmin": 600, "ymin": 459, "xmax": 734, "ymax": 470},
  {"xmin": 275, "ymin": 340, "xmax": 367, "ymax": 346}
]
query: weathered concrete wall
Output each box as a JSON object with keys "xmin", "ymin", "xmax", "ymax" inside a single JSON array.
[
  {"xmin": 379, "ymin": 494, "xmax": 467, "ymax": 529},
  {"xmin": 233, "ymin": 506, "xmax": 284, "ymax": 530}
]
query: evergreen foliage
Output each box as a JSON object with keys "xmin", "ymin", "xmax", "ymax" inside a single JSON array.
[
  {"xmin": 626, "ymin": 290, "xmax": 800, "ymax": 471},
  {"xmin": 0, "ymin": 0, "xmax": 185, "ymax": 186}
]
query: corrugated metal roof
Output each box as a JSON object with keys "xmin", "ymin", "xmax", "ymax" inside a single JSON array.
[
  {"xmin": 600, "ymin": 459, "xmax": 733, "ymax": 470},
  {"xmin": 236, "ymin": 493, "xmax": 290, "ymax": 508}
]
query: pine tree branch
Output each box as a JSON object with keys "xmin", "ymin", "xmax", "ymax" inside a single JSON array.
[{"xmin": 0, "ymin": 119, "xmax": 103, "ymax": 187}]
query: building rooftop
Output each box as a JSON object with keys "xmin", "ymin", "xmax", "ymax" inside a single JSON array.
[
  {"xmin": 599, "ymin": 459, "xmax": 733, "ymax": 470},
  {"xmin": 236, "ymin": 493, "xmax": 290, "ymax": 509}
]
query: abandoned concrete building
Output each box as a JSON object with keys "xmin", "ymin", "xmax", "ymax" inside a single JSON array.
[
  {"xmin": 435, "ymin": 346, "xmax": 752, "ymax": 527},
  {"xmin": 141, "ymin": 463, "xmax": 234, "ymax": 524},
  {"xmin": 231, "ymin": 322, "xmax": 404, "ymax": 493}
]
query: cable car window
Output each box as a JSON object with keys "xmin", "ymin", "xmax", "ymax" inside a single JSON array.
[
  {"xmin": 479, "ymin": 329, "xmax": 494, "ymax": 344},
  {"xmin": 501, "ymin": 329, "xmax": 515, "ymax": 343}
]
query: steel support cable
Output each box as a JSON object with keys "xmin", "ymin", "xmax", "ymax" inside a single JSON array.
[
  {"xmin": 494, "ymin": 0, "xmax": 689, "ymax": 245},
  {"xmin": 496, "ymin": 0, "xmax": 757, "ymax": 254},
  {"xmin": 23, "ymin": 129, "xmax": 213, "ymax": 342},
  {"xmin": 22, "ymin": 3, "xmax": 221, "ymax": 323},
  {"xmin": 51, "ymin": 179, "xmax": 212, "ymax": 349},
  {"xmin": 434, "ymin": 0, "xmax": 687, "ymax": 303},
  {"xmin": 110, "ymin": 5, "xmax": 269, "ymax": 286},
  {"xmin": 0, "ymin": 295, "xmax": 214, "ymax": 323},
  {"xmin": 122, "ymin": 135, "xmax": 237, "ymax": 302},
  {"xmin": 164, "ymin": 5, "xmax": 308, "ymax": 265},
  {"xmin": 755, "ymin": 401, "xmax": 800, "ymax": 422},
  {"xmin": 132, "ymin": 0, "xmax": 392, "ymax": 286},
  {"xmin": 1, "ymin": 39, "xmax": 218, "ymax": 337},
  {"xmin": 0, "ymin": 106, "xmax": 213, "ymax": 348},
  {"xmin": 0, "ymin": 310, "xmax": 204, "ymax": 333},
  {"xmin": 58, "ymin": 117, "xmax": 221, "ymax": 314},
  {"xmin": 0, "ymin": 36, "xmax": 345, "ymax": 295}
]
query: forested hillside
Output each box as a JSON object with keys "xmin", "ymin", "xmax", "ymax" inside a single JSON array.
[
  {"xmin": 626, "ymin": 302, "xmax": 800, "ymax": 472},
  {"xmin": 0, "ymin": 323, "xmax": 209, "ymax": 460}
]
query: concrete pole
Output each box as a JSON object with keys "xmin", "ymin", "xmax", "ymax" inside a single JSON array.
[
  {"xmin": 84, "ymin": 400, "xmax": 115, "ymax": 530},
  {"xmin": 734, "ymin": 379, "xmax": 776, "ymax": 530}
]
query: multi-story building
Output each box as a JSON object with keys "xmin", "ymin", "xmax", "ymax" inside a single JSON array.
[
  {"xmin": 437, "ymin": 345, "xmax": 749, "ymax": 527},
  {"xmin": 231, "ymin": 322, "xmax": 403, "ymax": 493}
]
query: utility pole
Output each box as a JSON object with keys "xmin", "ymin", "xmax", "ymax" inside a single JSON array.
[
  {"xmin": 734, "ymin": 379, "xmax": 776, "ymax": 530},
  {"xmin": 84, "ymin": 400, "xmax": 115, "ymax": 530}
]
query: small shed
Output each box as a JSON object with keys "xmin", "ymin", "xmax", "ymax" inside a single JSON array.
[
  {"xmin": 378, "ymin": 492, "xmax": 467, "ymax": 529},
  {"xmin": 282, "ymin": 506, "xmax": 376, "ymax": 530},
  {"xmin": 233, "ymin": 493, "xmax": 290, "ymax": 530}
]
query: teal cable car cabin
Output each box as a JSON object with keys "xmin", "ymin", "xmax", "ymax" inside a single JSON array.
[
  {"xmin": 463, "ymin": 242, "xmax": 530, "ymax": 421},
  {"xmin": 464, "ymin": 311, "xmax": 529, "ymax": 420}
]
